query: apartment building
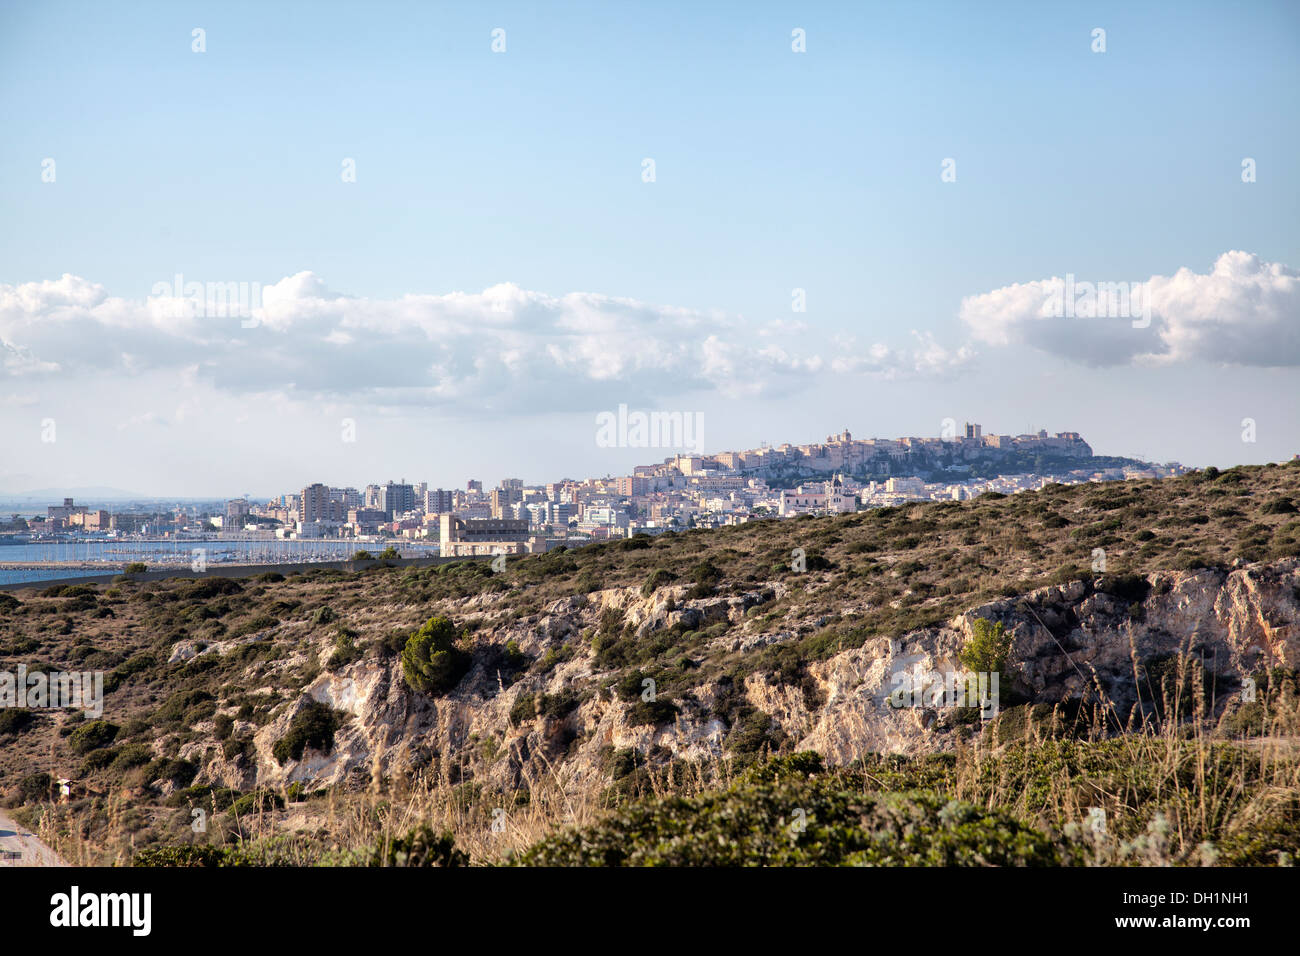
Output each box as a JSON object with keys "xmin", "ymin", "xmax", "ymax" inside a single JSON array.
[
  {"xmin": 47, "ymin": 498, "xmax": 87, "ymax": 521},
  {"xmin": 438, "ymin": 515, "xmax": 542, "ymax": 557},
  {"xmin": 381, "ymin": 481, "xmax": 416, "ymax": 517},
  {"xmin": 423, "ymin": 488, "xmax": 453, "ymax": 513},
  {"xmin": 616, "ymin": 476, "xmax": 649, "ymax": 497},
  {"xmin": 225, "ymin": 498, "xmax": 250, "ymax": 527},
  {"xmin": 300, "ymin": 483, "xmax": 330, "ymax": 524},
  {"xmin": 68, "ymin": 509, "xmax": 111, "ymax": 531}
]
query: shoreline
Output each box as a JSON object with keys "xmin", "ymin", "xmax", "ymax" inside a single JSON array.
[{"xmin": 0, "ymin": 553, "xmax": 490, "ymax": 593}]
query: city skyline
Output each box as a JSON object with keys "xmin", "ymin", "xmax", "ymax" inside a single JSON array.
[{"xmin": 1, "ymin": 418, "xmax": 1174, "ymax": 502}]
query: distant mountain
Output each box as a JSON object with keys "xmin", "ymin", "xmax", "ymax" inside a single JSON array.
[{"xmin": 0, "ymin": 486, "xmax": 148, "ymax": 500}]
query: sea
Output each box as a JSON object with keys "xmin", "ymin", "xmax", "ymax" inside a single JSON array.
[{"xmin": 0, "ymin": 537, "xmax": 438, "ymax": 586}]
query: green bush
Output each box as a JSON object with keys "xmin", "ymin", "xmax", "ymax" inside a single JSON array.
[
  {"xmin": 145, "ymin": 758, "xmax": 199, "ymax": 788},
  {"xmin": 0, "ymin": 708, "xmax": 34, "ymax": 736},
  {"xmin": 232, "ymin": 790, "xmax": 285, "ymax": 815},
  {"xmin": 223, "ymin": 737, "xmax": 255, "ymax": 761},
  {"xmin": 361, "ymin": 826, "xmax": 468, "ymax": 867},
  {"xmin": 133, "ymin": 845, "xmax": 244, "ymax": 867},
  {"xmin": 81, "ymin": 747, "xmax": 120, "ymax": 772},
  {"xmin": 515, "ymin": 773, "xmax": 1077, "ymax": 866},
  {"xmin": 626, "ymin": 696, "xmax": 679, "ymax": 727},
  {"xmin": 18, "ymin": 772, "xmax": 52, "ymax": 803},
  {"xmin": 641, "ymin": 568, "xmax": 676, "ymax": 597},
  {"xmin": 326, "ymin": 631, "xmax": 362, "ymax": 671},
  {"xmin": 509, "ymin": 693, "xmax": 537, "ymax": 726},
  {"xmin": 67, "ymin": 719, "xmax": 120, "ymax": 754},
  {"xmin": 212, "ymin": 713, "xmax": 235, "ymax": 740},
  {"xmin": 539, "ymin": 690, "xmax": 582, "ymax": 721},
  {"xmin": 153, "ymin": 689, "xmax": 217, "ymax": 727},
  {"xmin": 110, "ymin": 743, "xmax": 154, "ymax": 771},
  {"xmin": 123, "ymin": 562, "xmax": 148, "ymax": 574},
  {"xmin": 400, "ymin": 616, "xmax": 470, "ymax": 695},
  {"xmin": 959, "ymin": 618, "xmax": 1012, "ymax": 680},
  {"xmin": 1097, "ymin": 574, "xmax": 1151, "ymax": 603},
  {"xmin": 272, "ymin": 700, "xmax": 342, "ymax": 764}
]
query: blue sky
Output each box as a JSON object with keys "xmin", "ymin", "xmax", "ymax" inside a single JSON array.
[{"xmin": 1, "ymin": 1, "xmax": 1298, "ymax": 495}]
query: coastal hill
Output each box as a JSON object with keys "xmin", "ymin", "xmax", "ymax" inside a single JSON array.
[{"xmin": 1, "ymin": 462, "xmax": 1297, "ymax": 866}]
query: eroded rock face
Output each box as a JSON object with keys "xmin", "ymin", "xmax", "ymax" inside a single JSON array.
[
  {"xmin": 196, "ymin": 558, "xmax": 1300, "ymax": 795},
  {"xmin": 791, "ymin": 559, "xmax": 1300, "ymax": 760}
]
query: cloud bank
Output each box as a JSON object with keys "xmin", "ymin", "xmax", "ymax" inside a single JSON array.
[
  {"xmin": 0, "ymin": 274, "xmax": 969, "ymax": 415},
  {"xmin": 959, "ymin": 251, "xmax": 1300, "ymax": 367}
]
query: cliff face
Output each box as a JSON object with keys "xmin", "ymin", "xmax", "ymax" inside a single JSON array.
[{"xmin": 192, "ymin": 557, "xmax": 1300, "ymax": 796}]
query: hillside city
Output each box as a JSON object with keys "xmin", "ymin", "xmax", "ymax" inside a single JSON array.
[{"xmin": 5, "ymin": 423, "xmax": 1188, "ymax": 560}]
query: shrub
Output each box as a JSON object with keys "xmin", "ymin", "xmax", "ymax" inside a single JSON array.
[
  {"xmin": 691, "ymin": 560, "xmax": 723, "ymax": 586},
  {"xmin": 503, "ymin": 639, "xmax": 527, "ymax": 670},
  {"xmin": 123, "ymin": 562, "xmax": 148, "ymax": 574},
  {"xmin": 326, "ymin": 631, "xmax": 362, "ymax": 671},
  {"xmin": 626, "ymin": 696, "xmax": 679, "ymax": 727},
  {"xmin": 641, "ymin": 568, "xmax": 676, "ymax": 597},
  {"xmin": 133, "ymin": 845, "xmax": 238, "ymax": 867},
  {"xmin": 352, "ymin": 550, "xmax": 374, "ymax": 561},
  {"xmin": 509, "ymin": 693, "xmax": 537, "ymax": 726},
  {"xmin": 154, "ymin": 689, "xmax": 216, "ymax": 726},
  {"xmin": 67, "ymin": 719, "xmax": 120, "ymax": 755},
  {"xmin": 539, "ymin": 690, "xmax": 582, "ymax": 721},
  {"xmin": 110, "ymin": 743, "xmax": 154, "ymax": 771},
  {"xmin": 0, "ymin": 708, "xmax": 34, "ymax": 736},
  {"xmin": 18, "ymin": 772, "xmax": 52, "ymax": 804},
  {"xmin": 400, "ymin": 616, "xmax": 470, "ymax": 695},
  {"xmin": 514, "ymin": 776, "xmax": 1075, "ymax": 866},
  {"xmin": 231, "ymin": 790, "xmax": 285, "ymax": 815},
  {"xmin": 1096, "ymin": 573, "xmax": 1151, "ymax": 603},
  {"xmin": 81, "ymin": 748, "xmax": 120, "ymax": 772},
  {"xmin": 272, "ymin": 700, "xmax": 342, "ymax": 764},
  {"xmin": 145, "ymin": 758, "xmax": 199, "ymax": 788},
  {"xmin": 223, "ymin": 737, "xmax": 254, "ymax": 761},
  {"xmin": 959, "ymin": 618, "xmax": 1012, "ymax": 681},
  {"xmin": 361, "ymin": 826, "xmax": 468, "ymax": 867}
]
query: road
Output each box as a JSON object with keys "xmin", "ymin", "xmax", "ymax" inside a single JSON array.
[{"xmin": 0, "ymin": 809, "xmax": 65, "ymax": 867}]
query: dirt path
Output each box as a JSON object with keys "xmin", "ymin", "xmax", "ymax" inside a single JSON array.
[{"xmin": 0, "ymin": 809, "xmax": 65, "ymax": 867}]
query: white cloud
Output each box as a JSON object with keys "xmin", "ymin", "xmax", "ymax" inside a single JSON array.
[
  {"xmin": 959, "ymin": 251, "xmax": 1300, "ymax": 367},
  {"xmin": 116, "ymin": 411, "xmax": 169, "ymax": 431},
  {"xmin": 0, "ymin": 272, "xmax": 971, "ymax": 415},
  {"xmin": 829, "ymin": 331, "xmax": 974, "ymax": 378}
]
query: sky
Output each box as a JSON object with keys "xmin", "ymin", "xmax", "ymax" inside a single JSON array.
[{"xmin": 1, "ymin": 0, "xmax": 1298, "ymax": 497}]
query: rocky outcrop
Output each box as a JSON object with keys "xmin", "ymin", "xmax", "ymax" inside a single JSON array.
[{"xmin": 192, "ymin": 558, "xmax": 1300, "ymax": 796}]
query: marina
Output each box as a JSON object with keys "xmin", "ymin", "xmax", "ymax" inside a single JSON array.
[{"xmin": 0, "ymin": 537, "xmax": 439, "ymax": 586}]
